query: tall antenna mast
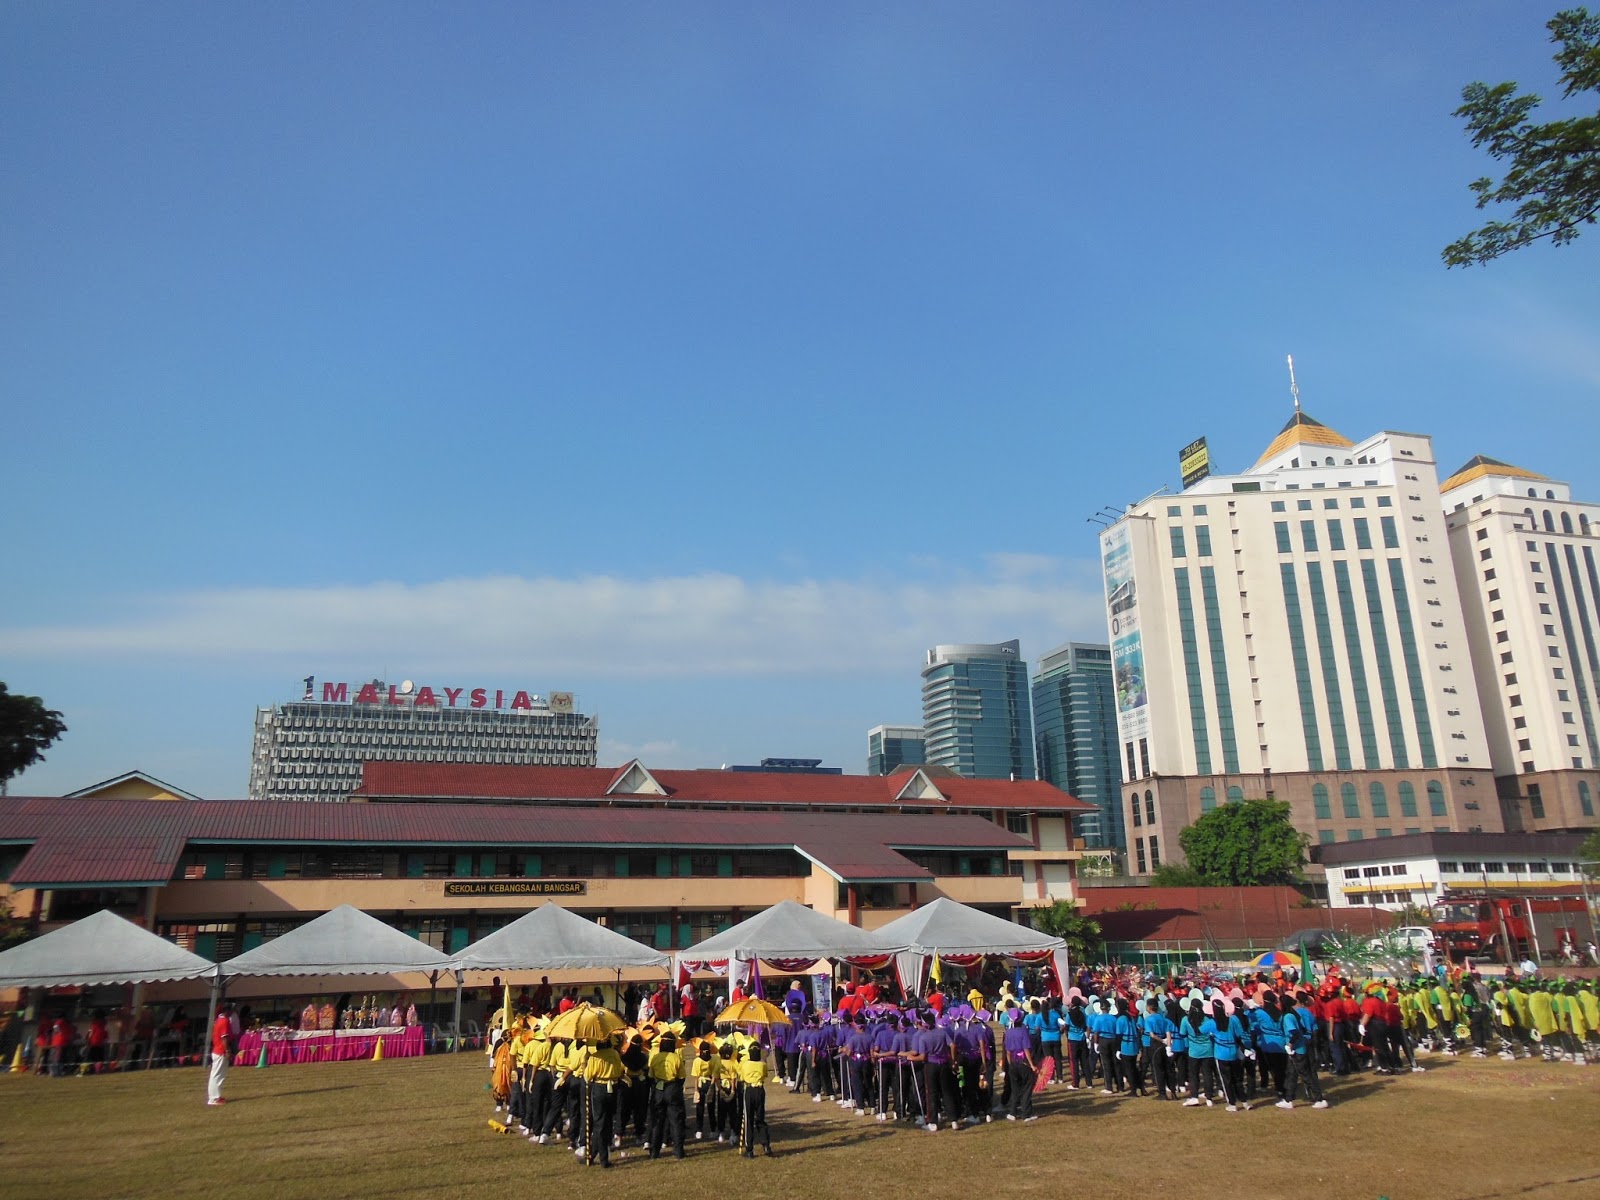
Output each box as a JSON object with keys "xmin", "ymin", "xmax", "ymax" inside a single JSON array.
[{"xmin": 1286, "ymin": 354, "xmax": 1301, "ymax": 412}]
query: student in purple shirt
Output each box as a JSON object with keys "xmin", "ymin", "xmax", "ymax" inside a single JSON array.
[
  {"xmin": 1003, "ymin": 1012, "xmax": 1040, "ymax": 1121},
  {"xmin": 889, "ymin": 1017, "xmax": 919, "ymax": 1124},
  {"xmin": 951, "ymin": 1017, "xmax": 983, "ymax": 1126},
  {"xmin": 870, "ymin": 1016, "xmax": 898, "ymax": 1121},
  {"xmin": 844, "ymin": 1018, "xmax": 874, "ymax": 1113},
  {"xmin": 905, "ymin": 1013, "xmax": 959, "ymax": 1132}
]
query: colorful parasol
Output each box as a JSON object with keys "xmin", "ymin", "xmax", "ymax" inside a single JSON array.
[
  {"xmin": 543, "ymin": 1002, "xmax": 626, "ymax": 1042},
  {"xmin": 1247, "ymin": 950, "xmax": 1302, "ymax": 969},
  {"xmin": 714, "ymin": 997, "xmax": 790, "ymax": 1026}
]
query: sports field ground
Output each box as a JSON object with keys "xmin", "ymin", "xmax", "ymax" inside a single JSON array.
[{"xmin": 2, "ymin": 1051, "xmax": 1596, "ymax": 1200}]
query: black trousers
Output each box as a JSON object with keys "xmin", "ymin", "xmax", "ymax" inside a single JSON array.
[
  {"xmin": 584, "ymin": 1080, "xmax": 617, "ymax": 1165},
  {"xmin": 922, "ymin": 1062, "xmax": 958, "ymax": 1126},
  {"xmin": 956, "ymin": 1059, "xmax": 982, "ymax": 1119},
  {"xmin": 740, "ymin": 1084, "xmax": 771, "ymax": 1155},
  {"xmin": 1119, "ymin": 1051, "xmax": 1143, "ymax": 1095},
  {"xmin": 1004, "ymin": 1059, "xmax": 1035, "ymax": 1118},
  {"xmin": 1068, "ymin": 1039, "xmax": 1093, "ymax": 1086},
  {"xmin": 1187, "ymin": 1055, "xmax": 1216, "ymax": 1099},
  {"xmin": 646, "ymin": 1080, "xmax": 685, "ymax": 1159},
  {"xmin": 1284, "ymin": 1052, "xmax": 1323, "ymax": 1103}
]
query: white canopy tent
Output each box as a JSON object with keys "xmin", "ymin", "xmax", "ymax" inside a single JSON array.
[
  {"xmin": 0, "ymin": 909, "xmax": 218, "ymax": 989},
  {"xmin": 675, "ymin": 900, "xmax": 905, "ymax": 998},
  {"xmin": 872, "ymin": 898, "xmax": 1067, "ymax": 998},
  {"xmin": 452, "ymin": 902, "xmax": 670, "ymax": 973},
  {"xmin": 218, "ymin": 905, "xmax": 458, "ymax": 978}
]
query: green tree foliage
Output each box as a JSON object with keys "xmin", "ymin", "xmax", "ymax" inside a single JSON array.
[
  {"xmin": 1443, "ymin": 8, "xmax": 1600, "ymax": 266},
  {"xmin": 1579, "ymin": 828, "xmax": 1600, "ymax": 876},
  {"xmin": 1176, "ymin": 798, "xmax": 1307, "ymax": 887},
  {"xmin": 1148, "ymin": 863, "xmax": 1209, "ymax": 887},
  {"xmin": 1030, "ymin": 901, "xmax": 1104, "ymax": 962},
  {"xmin": 0, "ymin": 682, "xmax": 67, "ymax": 787}
]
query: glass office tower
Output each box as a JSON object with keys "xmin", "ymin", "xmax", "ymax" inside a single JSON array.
[
  {"xmin": 921, "ymin": 641, "xmax": 1037, "ymax": 780},
  {"xmin": 867, "ymin": 725, "xmax": 926, "ymax": 776},
  {"xmin": 1032, "ymin": 642, "xmax": 1121, "ymax": 849}
]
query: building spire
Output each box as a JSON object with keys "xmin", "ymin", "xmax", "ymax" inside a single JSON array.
[{"xmin": 1287, "ymin": 354, "xmax": 1301, "ymax": 412}]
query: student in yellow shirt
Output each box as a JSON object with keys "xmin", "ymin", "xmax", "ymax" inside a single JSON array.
[
  {"xmin": 646, "ymin": 1032, "xmax": 687, "ymax": 1159},
  {"xmin": 689, "ymin": 1038, "xmax": 718, "ymax": 1141},
  {"xmin": 735, "ymin": 1041, "xmax": 775, "ymax": 1158},
  {"xmin": 523, "ymin": 1023, "xmax": 553, "ymax": 1141},
  {"xmin": 714, "ymin": 1041, "xmax": 740, "ymax": 1144},
  {"xmin": 581, "ymin": 1036, "xmax": 627, "ymax": 1169}
]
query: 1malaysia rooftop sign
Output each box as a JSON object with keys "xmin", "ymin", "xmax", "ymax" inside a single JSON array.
[{"xmin": 302, "ymin": 676, "xmax": 574, "ymax": 713}]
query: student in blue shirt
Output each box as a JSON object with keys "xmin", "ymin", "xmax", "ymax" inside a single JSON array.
[
  {"xmin": 1040, "ymin": 997, "xmax": 1064, "ymax": 1085},
  {"xmin": 1166, "ymin": 998, "xmax": 1189, "ymax": 1096},
  {"xmin": 1277, "ymin": 994, "xmax": 1329, "ymax": 1109},
  {"xmin": 1250, "ymin": 993, "xmax": 1289, "ymax": 1102},
  {"xmin": 1205, "ymin": 1001, "xmax": 1251, "ymax": 1112},
  {"xmin": 1182, "ymin": 1000, "xmax": 1215, "ymax": 1107},
  {"xmin": 1092, "ymin": 1001, "xmax": 1121, "ymax": 1094},
  {"xmin": 1139, "ymin": 998, "xmax": 1177, "ymax": 1100},
  {"xmin": 1065, "ymin": 997, "xmax": 1092, "ymax": 1090},
  {"xmin": 1114, "ymin": 998, "xmax": 1145, "ymax": 1097}
]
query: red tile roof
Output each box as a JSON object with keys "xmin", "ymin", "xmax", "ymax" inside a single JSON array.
[
  {"xmin": 357, "ymin": 762, "xmax": 1090, "ymax": 811},
  {"xmin": 0, "ymin": 797, "xmax": 1029, "ymax": 887}
]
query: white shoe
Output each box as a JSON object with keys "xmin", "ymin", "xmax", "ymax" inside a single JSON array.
[
  {"xmin": 1006, "ymin": 1114, "xmax": 1017, "ymax": 1121},
  {"xmin": 574, "ymin": 1146, "xmax": 584, "ymax": 1156},
  {"xmin": 1275, "ymin": 1100, "xmax": 1293, "ymax": 1110},
  {"xmin": 1311, "ymin": 1100, "xmax": 1329, "ymax": 1109},
  {"xmin": 811, "ymin": 1095, "xmax": 821, "ymax": 1103},
  {"xmin": 694, "ymin": 1132, "xmax": 702, "ymax": 1141},
  {"xmin": 1023, "ymin": 1116, "xmax": 1038, "ymax": 1122},
  {"xmin": 875, "ymin": 1113, "xmax": 886, "ymax": 1122},
  {"xmin": 1411, "ymin": 1066, "xmax": 1425, "ymax": 1074},
  {"xmin": 1182, "ymin": 1098, "xmax": 1201, "ymax": 1107},
  {"xmin": 1099, "ymin": 1088, "xmax": 1113, "ymax": 1095},
  {"xmin": 1239, "ymin": 1103, "xmax": 1251, "ymax": 1111},
  {"xmin": 1204, "ymin": 1098, "xmax": 1214, "ymax": 1107},
  {"xmin": 1225, "ymin": 1105, "xmax": 1238, "ymax": 1113},
  {"xmin": 925, "ymin": 1123, "xmax": 938, "ymax": 1133}
]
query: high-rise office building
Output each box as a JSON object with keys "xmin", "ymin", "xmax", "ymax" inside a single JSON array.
[
  {"xmin": 1442, "ymin": 457, "xmax": 1600, "ymax": 831},
  {"xmin": 1099, "ymin": 411, "xmax": 1501, "ymax": 877},
  {"xmin": 249, "ymin": 676, "xmax": 598, "ymax": 802},
  {"xmin": 921, "ymin": 641, "xmax": 1037, "ymax": 780},
  {"xmin": 866, "ymin": 725, "xmax": 925, "ymax": 776},
  {"xmin": 1032, "ymin": 642, "xmax": 1121, "ymax": 850}
]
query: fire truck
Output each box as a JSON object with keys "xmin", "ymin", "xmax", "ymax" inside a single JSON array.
[{"xmin": 1430, "ymin": 894, "xmax": 1592, "ymax": 963}]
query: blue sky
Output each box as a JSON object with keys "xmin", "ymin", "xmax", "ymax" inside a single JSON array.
[{"xmin": 3, "ymin": 2, "xmax": 1596, "ymax": 796}]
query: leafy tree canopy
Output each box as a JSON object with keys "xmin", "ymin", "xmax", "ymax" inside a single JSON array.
[
  {"xmin": 0, "ymin": 682, "xmax": 67, "ymax": 787},
  {"xmin": 1149, "ymin": 863, "xmax": 1209, "ymax": 888},
  {"xmin": 1176, "ymin": 798, "xmax": 1307, "ymax": 887},
  {"xmin": 1580, "ymin": 828, "xmax": 1600, "ymax": 877},
  {"xmin": 1443, "ymin": 8, "xmax": 1600, "ymax": 266},
  {"xmin": 1030, "ymin": 901, "xmax": 1104, "ymax": 961}
]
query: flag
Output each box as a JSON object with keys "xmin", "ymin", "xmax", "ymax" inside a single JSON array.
[
  {"xmin": 502, "ymin": 982, "xmax": 511, "ymax": 1030},
  {"xmin": 1299, "ymin": 937, "xmax": 1314, "ymax": 985},
  {"xmin": 930, "ymin": 954, "xmax": 943, "ymax": 985},
  {"xmin": 748, "ymin": 957, "xmax": 764, "ymax": 1000}
]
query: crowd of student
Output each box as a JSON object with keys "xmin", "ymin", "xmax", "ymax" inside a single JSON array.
[
  {"xmin": 485, "ymin": 964, "xmax": 1600, "ymax": 1163},
  {"xmin": 3, "ymin": 1006, "xmax": 203, "ymax": 1075}
]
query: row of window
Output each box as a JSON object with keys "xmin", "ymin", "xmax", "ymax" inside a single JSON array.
[
  {"xmin": 1437, "ymin": 860, "xmax": 1577, "ymax": 874},
  {"xmin": 174, "ymin": 847, "xmax": 808, "ymax": 882},
  {"xmin": 1311, "ymin": 779, "xmax": 1446, "ymax": 821},
  {"xmin": 1271, "ymin": 496, "xmax": 1385, "ymax": 512},
  {"xmin": 1274, "ymin": 517, "xmax": 1397, "ymax": 553}
]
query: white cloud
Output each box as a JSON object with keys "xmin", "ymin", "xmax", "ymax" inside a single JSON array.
[{"xmin": 0, "ymin": 564, "xmax": 1108, "ymax": 679}]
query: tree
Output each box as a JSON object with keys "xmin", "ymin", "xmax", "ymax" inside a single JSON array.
[
  {"xmin": 1149, "ymin": 862, "xmax": 1209, "ymax": 887},
  {"xmin": 1580, "ymin": 828, "xmax": 1600, "ymax": 877},
  {"xmin": 1030, "ymin": 902, "xmax": 1104, "ymax": 962},
  {"xmin": 0, "ymin": 682, "xmax": 67, "ymax": 789},
  {"xmin": 1176, "ymin": 798, "xmax": 1307, "ymax": 887},
  {"xmin": 1443, "ymin": 8, "xmax": 1600, "ymax": 266}
]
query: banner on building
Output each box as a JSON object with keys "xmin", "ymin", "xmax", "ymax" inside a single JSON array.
[
  {"xmin": 548, "ymin": 692, "xmax": 575, "ymax": 714},
  {"xmin": 443, "ymin": 880, "xmax": 586, "ymax": 896},
  {"xmin": 1101, "ymin": 523, "xmax": 1150, "ymax": 740},
  {"xmin": 1178, "ymin": 436, "xmax": 1210, "ymax": 488}
]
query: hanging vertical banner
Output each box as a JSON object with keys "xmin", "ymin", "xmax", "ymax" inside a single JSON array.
[
  {"xmin": 1178, "ymin": 436, "xmax": 1210, "ymax": 488},
  {"xmin": 1102, "ymin": 523, "xmax": 1149, "ymax": 740}
]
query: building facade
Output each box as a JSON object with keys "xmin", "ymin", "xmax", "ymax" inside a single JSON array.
[
  {"xmin": 921, "ymin": 641, "xmax": 1037, "ymax": 780},
  {"xmin": 1100, "ymin": 412, "xmax": 1502, "ymax": 877},
  {"xmin": 1317, "ymin": 831, "xmax": 1589, "ymax": 912},
  {"xmin": 866, "ymin": 725, "xmax": 925, "ymax": 776},
  {"xmin": 248, "ymin": 678, "xmax": 598, "ymax": 802},
  {"xmin": 1032, "ymin": 643, "xmax": 1122, "ymax": 851},
  {"xmin": 1442, "ymin": 457, "xmax": 1600, "ymax": 832}
]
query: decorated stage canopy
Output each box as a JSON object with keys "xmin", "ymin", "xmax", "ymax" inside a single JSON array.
[
  {"xmin": 0, "ymin": 909, "xmax": 218, "ymax": 989},
  {"xmin": 676, "ymin": 900, "xmax": 905, "ymax": 974},
  {"xmin": 219, "ymin": 904, "xmax": 456, "ymax": 978},
  {"xmin": 872, "ymin": 897, "xmax": 1064, "ymax": 958},
  {"xmin": 452, "ymin": 902, "xmax": 669, "ymax": 973}
]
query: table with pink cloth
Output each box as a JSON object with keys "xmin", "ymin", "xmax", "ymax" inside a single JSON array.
[{"xmin": 235, "ymin": 1025, "xmax": 426, "ymax": 1065}]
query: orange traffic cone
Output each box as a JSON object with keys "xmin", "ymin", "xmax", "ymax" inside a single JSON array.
[
  {"xmin": 8, "ymin": 1046, "xmax": 23, "ymax": 1074},
  {"xmin": 372, "ymin": 1036, "xmax": 384, "ymax": 1062}
]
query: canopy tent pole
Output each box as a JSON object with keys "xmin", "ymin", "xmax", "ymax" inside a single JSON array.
[
  {"xmin": 452, "ymin": 970, "xmax": 463, "ymax": 1052},
  {"xmin": 429, "ymin": 970, "xmax": 438, "ymax": 1051}
]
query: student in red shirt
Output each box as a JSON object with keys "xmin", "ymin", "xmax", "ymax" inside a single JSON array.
[
  {"xmin": 207, "ymin": 1002, "xmax": 235, "ymax": 1106},
  {"xmin": 86, "ymin": 1012, "xmax": 109, "ymax": 1070},
  {"xmin": 48, "ymin": 1015, "xmax": 75, "ymax": 1078}
]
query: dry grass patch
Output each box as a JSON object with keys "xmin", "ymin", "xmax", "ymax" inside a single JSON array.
[{"xmin": 1, "ymin": 1052, "xmax": 1596, "ymax": 1200}]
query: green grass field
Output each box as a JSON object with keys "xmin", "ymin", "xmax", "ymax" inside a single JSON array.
[{"xmin": 2, "ymin": 1051, "xmax": 1597, "ymax": 1200}]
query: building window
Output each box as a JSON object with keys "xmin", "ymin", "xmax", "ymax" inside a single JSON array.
[
  {"xmin": 1398, "ymin": 781, "xmax": 1417, "ymax": 818},
  {"xmin": 1301, "ymin": 520, "xmax": 1319, "ymax": 552},
  {"xmin": 1200, "ymin": 786, "xmax": 1216, "ymax": 813},
  {"xmin": 1226, "ymin": 785, "xmax": 1244, "ymax": 804},
  {"xmin": 1170, "ymin": 527, "xmax": 1187, "ymax": 558},
  {"xmin": 1195, "ymin": 525, "xmax": 1213, "ymax": 556},
  {"xmin": 1135, "ymin": 838, "xmax": 1147, "ymax": 874},
  {"xmin": 1138, "ymin": 738, "xmax": 1150, "ymax": 778},
  {"xmin": 1313, "ymin": 782, "xmax": 1331, "ymax": 820},
  {"xmin": 1145, "ymin": 790, "xmax": 1156, "ymax": 826},
  {"xmin": 1275, "ymin": 521, "xmax": 1292, "ymax": 553},
  {"xmin": 1131, "ymin": 793, "xmax": 1141, "ymax": 827},
  {"xmin": 1327, "ymin": 519, "xmax": 1345, "ymax": 550},
  {"xmin": 1353, "ymin": 517, "xmax": 1371, "ymax": 549},
  {"xmin": 1319, "ymin": 829, "xmax": 1336, "ymax": 844},
  {"xmin": 1149, "ymin": 836, "xmax": 1160, "ymax": 868},
  {"xmin": 1167, "ymin": 505, "xmax": 1181, "ymax": 516},
  {"xmin": 1581, "ymin": 781, "xmax": 1595, "ymax": 817},
  {"xmin": 1341, "ymin": 782, "xmax": 1360, "ymax": 819},
  {"xmin": 1369, "ymin": 782, "xmax": 1389, "ymax": 818},
  {"xmin": 1381, "ymin": 516, "xmax": 1399, "ymax": 548},
  {"xmin": 1271, "ymin": 500, "xmax": 1286, "ymax": 512},
  {"xmin": 1125, "ymin": 743, "xmax": 1137, "ymax": 781}
]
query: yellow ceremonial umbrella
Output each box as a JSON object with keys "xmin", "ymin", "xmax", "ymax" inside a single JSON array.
[
  {"xmin": 714, "ymin": 997, "xmax": 790, "ymax": 1027},
  {"xmin": 543, "ymin": 1002, "xmax": 627, "ymax": 1042}
]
